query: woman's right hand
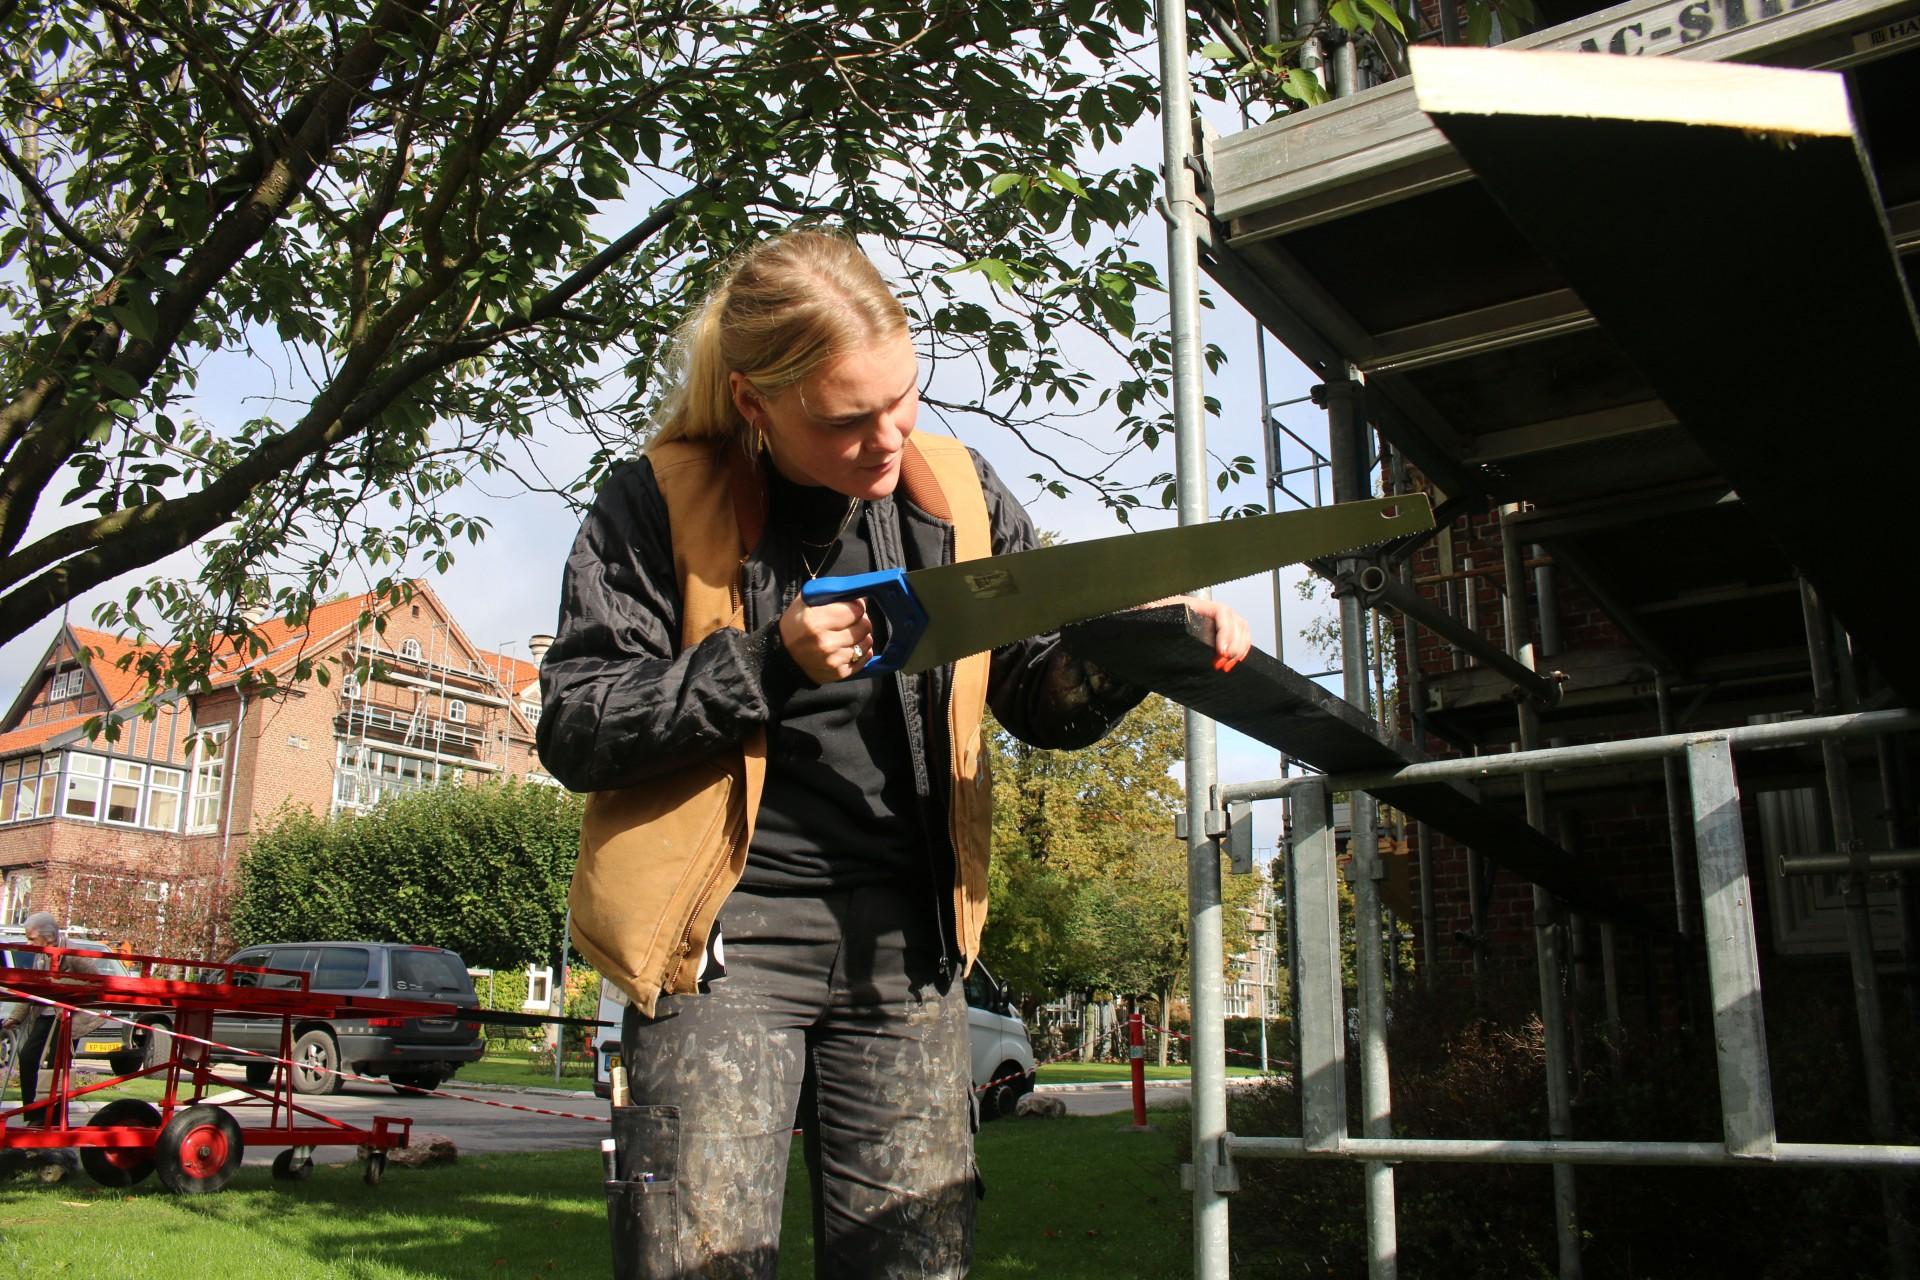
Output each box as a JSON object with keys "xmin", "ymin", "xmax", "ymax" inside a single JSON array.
[{"xmin": 780, "ymin": 593, "xmax": 875, "ymax": 684}]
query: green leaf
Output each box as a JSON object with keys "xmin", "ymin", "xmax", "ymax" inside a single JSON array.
[
  {"xmin": 1282, "ymin": 68, "xmax": 1328, "ymax": 106},
  {"xmin": 953, "ymin": 257, "xmax": 1017, "ymax": 290},
  {"xmin": 1359, "ymin": 0, "xmax": 1408, "ymax": 36},
  {"xmin": 1090, "ymin": 286, "xmax": 1134, "ymax": 339}
]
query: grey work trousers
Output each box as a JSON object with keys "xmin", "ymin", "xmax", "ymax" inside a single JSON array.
[{"xmin": 607, "ymin": 883, "xmax": 975, "ymax": 1278}]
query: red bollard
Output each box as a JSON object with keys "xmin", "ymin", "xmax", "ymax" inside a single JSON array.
[{"xmin": 1128, "ymin": 1011, "xmax": 1148, "ymax": 1128}]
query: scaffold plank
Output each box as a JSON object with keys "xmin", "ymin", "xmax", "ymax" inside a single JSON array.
[
  {"xmin": 1066, "ymin": 606, "xmax": 1658, "ymax": 928},
  {"xmin": 1413, "ymin": 47, "xmax": 1920, "ymax": 706}
]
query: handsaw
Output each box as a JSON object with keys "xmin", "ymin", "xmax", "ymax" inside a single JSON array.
[{"xmin": 802, "ymin": 494, "xmax": 1433, "ymax": 676}]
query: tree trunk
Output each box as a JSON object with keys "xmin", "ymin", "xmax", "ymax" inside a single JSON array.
[
  {"xmin": 1078, "ymin": 991, "xmax": 1096, "ymax": 1063},
  {"xmin": 1157, "ymin": 985, "xmax": 1173, "ymax": 1068}
]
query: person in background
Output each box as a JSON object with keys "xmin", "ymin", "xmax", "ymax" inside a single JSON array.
[{"xmin": 2, "ymin": 911, "xmax": 66, "ymax": 1124}]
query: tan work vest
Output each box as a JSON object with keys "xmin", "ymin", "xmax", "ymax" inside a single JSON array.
[{"xmin": 569, "ymin": 432, "xmax": 994, "ymax": 1016}]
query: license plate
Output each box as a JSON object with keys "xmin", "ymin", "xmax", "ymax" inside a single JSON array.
[
  {"xmin": 83, "ymin": 1040, "xmax": 122, "ymax": 1053},
  {"xmin": 419, "ymin": 1020, "xmax": 452, "ymax": 1030}
]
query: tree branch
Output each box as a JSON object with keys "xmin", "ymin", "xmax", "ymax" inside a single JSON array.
[
  {"xmin": 0, "ymin": 135, "xmax": 125, "ymax": 273},
  {"xmin": 0, "ymin": 0, "xmax": 433, "ymax": 563},
  {"xmin": 0, "ymin": 184, "xmax": 703, "ymax": 636}
]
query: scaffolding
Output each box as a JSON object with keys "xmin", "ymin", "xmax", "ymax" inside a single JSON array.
[
  {"xmin": 1139, "ymin": 0, "xmax": 1920, "ymax": 1275},
  {"xmin": 335, "ymin": 617, "xmax": 525, "ymax": 812}
]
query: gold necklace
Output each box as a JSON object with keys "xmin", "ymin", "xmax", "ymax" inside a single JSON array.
[{"xmin": 798, "ymin": 496, "xmax": 860, "ymax": 580}]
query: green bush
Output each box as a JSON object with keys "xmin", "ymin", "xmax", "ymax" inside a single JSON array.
[{"xmin": 232, "ymin": 778, "xmax": 582, "ymax": 972}]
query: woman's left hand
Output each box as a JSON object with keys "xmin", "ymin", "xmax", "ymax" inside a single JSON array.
[{"xmin": 1166, "ymin": 596, "xmax": 1253, "ymax": 671}]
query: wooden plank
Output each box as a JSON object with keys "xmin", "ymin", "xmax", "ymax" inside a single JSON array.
[
  {"xmin": 1067, "ymin": 606, "xmax": 1663, "ymax": 929},
  {"xmin": 1414, "ymin": 47, "xmax": 1920, "ymax": 705},
  {"xmin": 1210, "ymin": 0, "xmax": 1916, "ymax": 231}
]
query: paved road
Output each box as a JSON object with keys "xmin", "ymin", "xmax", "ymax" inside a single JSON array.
[
  {"xmin": 1054, "ymin": 1082, "xmax": 1192, "ymax": 1117},
  {"xmin": 50, "ymin": 1071, "xmax": 1215, "ymax": 1169},
  {"xmin": 239, "ymin": 1078, "xmax": 1183, "ymax": 1163},
  {"xmin": 207, "ymin": 1079, "xmax": 612, "ymax": 1167}
]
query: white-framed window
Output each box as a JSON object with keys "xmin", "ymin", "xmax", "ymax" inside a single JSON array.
[
  {"xmin": 446, "ymin": 698, "xmax": 467, "ymax": 724},
  {"xmin": 400, "ymin": 638, "xmax": 422, "ymax": 660},
  {"xmin": 48, "ymin": 669, "xmax": 81, "ymax": 701},
  {"xmin": 64, "ymin": 752, "xmax": 104, "ymax": 819},
  {"xmin": 519, "ymin": 701, "xmax": 541, "ymax": 726},
  {"xmin": 524, "ymin": 965, "xmax": 553, "ymax": 1010},
  {"xmin": 332, "ymin": 740, "xmax": 468, "ymax": 813},
  {"xmin": 32, "ymin": 754, "xmax": 56, "ymax": 819},
  {"xmin": 1, "ymin": 869, "xmax": 34, "ymax": 926},
  {"xmin": 104, "ymin": 759, "xmax": 145, "ymax": 826},
  {"xmin": 187, "ymin": 725, "xmax": 231, "ymax": 833},
  {"xmin": 2, "ymin": 756, "xmax": 54, "ymax": 822},
  {"xmin": 146, "ymin": 766, "xmax": 184, "ymax": 832},
  {"xmin": 1, "ymin": 759, "xmax": 24, "ymax": 822},
  {"xmin": 340, "ymin": 672, "xmax": 361, "ymax": 700}
]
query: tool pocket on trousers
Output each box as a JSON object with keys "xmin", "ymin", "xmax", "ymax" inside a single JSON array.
[{"xmin": 606, "ymin": 1105, "xmax": 680, "ymax": 1278}]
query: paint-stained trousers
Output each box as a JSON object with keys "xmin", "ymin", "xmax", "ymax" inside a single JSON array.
[{"xmin": 606, "ymin": 883, "xmax": 975, "ymax": 1279}]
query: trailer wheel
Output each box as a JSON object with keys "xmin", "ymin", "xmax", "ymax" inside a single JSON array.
[
  {"xmin": 290, "ymin": 1029, "xmax": 341, "ymax": 1096},
  {"xmin": 155, "ymin": 1104, "xmax": 244, "ymax": 1194},
  {"xmin": 363, "ymin": 1151, "xmax": 387, "ymax": 1186},
  {"xmin": 80, "ymin": 1099, "xmax": 162, "ymax": 1188},
  {"xmin": 271, "ymin": 1147, "xmax": 315, "ymax": 1181}
]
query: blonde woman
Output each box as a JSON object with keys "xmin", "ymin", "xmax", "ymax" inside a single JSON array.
[{"xmin": 538, "ymin": 228, "xmax": 1248, "ymax": 1277}]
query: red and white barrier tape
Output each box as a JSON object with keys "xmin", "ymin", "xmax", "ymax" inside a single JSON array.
[{"xmin": 0, "ymin": 982, "xmax": 608, "ymax": 1125}]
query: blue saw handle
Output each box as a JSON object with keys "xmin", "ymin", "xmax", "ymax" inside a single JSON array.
[{"xmin": 800, "ymin": 568, "xmax": 927, "ymax": 677}]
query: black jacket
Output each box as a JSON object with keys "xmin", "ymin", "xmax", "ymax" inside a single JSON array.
[{"xmin": 537, "ymin": 446, "xmax": 1145, "ymax": 848}]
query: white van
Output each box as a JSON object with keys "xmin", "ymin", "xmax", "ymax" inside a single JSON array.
[
  {"xmin": 963, "ymin": 961, "xmax": 1035, "ymax": 1121},
  {"xmin": 592, "ymin": 977, "xmax": 626, "ymax": 1099},
  {"xmin": 593, "ymin": 962, "xmax": 1038, "ymax": 1121}
]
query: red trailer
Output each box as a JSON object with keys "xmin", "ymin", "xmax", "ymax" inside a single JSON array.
[{"xmin": 0, "ymin": 944, "xmax": 566, "ymax": 1192}]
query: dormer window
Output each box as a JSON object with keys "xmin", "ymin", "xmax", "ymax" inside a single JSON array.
[{"xmin": 48, "ymin": 670, "xmax": 81, "ymax": 701}]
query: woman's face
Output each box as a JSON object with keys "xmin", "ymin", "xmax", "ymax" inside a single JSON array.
[{"xmin": 733, "ymin": 334, "xmax": 920, "ymax": 500}]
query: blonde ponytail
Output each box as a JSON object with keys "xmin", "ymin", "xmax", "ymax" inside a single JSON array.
[{"xmin": 648, "ymin": 229, "xmax": 908, "ymax": 454}]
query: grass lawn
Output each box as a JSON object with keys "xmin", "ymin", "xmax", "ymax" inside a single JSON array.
[
  {"xmin": 451, "ymin": 1045, "xmax": 596, "ymax": 1093},
  {"xmin": 0, "ymin": 1107, "xmax": 1194, "ymax": 1278},
  {"xmin": 1038, "ymin": 1061, "xmax": 1268, "ymax": 1085}
]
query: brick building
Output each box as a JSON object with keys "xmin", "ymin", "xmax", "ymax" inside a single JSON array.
[{"xmin": 0, "ymin": 581, "xmax": 552, "ymax": 954}]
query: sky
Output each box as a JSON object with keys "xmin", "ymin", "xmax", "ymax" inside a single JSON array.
[{"xmin": 0, "ymin": 59, "xmax": 1339, "ymax": 859}]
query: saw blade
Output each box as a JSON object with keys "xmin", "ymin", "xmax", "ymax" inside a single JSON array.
[{"xmin": 898, "ymin": 494, "xmax": 1432, "ymax": 674}]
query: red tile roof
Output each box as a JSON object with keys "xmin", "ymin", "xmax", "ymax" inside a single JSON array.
[
  {"xmin": 5, "ymin": 581, "xmax": 544, "ymax": 754},
  {"xmin": 207, "ymin": 591, "xmax": 380, "ymax": 682},
  {"xmin": 478, "ymin": 650, "xmax": 540, "ymax": 697},
  {"xmin": 67, "ymin": 626, "xmax": 166, "ymax": 708},
  {"xmin": 0, "ymin": 712, "xmax": 91, "ymax": 756}
]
